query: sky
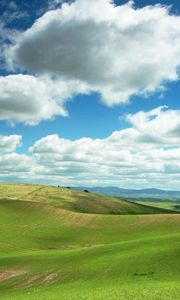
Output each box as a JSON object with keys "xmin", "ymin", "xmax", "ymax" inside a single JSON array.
[{"xmin": 0, "ymin": 0, "xmax": 180, "ymax": 190}]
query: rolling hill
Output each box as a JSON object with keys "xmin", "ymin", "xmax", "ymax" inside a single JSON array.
[
  {"xmin": 0, "ymin": 183, "xmax": 179, "ymax": 300},
  {"xmin": 0, "ymin": 183, "xmax": 175, "ymax": 215}
]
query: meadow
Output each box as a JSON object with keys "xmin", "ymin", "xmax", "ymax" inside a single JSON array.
[
  {"xmin": 0, "ymin": 183, "xmax": 179, "ymax": 300},
  {"xmin": 135, "ymin": 200, "xmax": 180, "ymax": 212}
]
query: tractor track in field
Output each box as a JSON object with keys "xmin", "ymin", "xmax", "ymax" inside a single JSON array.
[
  {"xmin": 26, "ymin": 186, "xmax": 46, "ymax": 196},
  {"xmin": 0, "ymin": 271, "xmax": 26, "ymax": 282}
]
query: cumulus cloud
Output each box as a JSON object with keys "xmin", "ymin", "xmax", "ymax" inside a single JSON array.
[
  {"xmin": 0, "ymin": 74, "xmax": 89, "ymax": 125},
  {"xmin": 0, "ymin": 152, "xmax": 44, "ymax": 181},
  {"xmin": 0, "ymin": 134, "xmax": 43, "ymax": 179},
  {"xmin": 113, "ymin": 106, "xmax": 180, "ymax": 146},
  {"xmin": 0, "ymin": 1, "xmax": 179, "ymax": 188},
  {"xmin": 7, "ymin": 0, "xmax": 180, "ymax": 105},
  {"xmin": 1, "ymin": 107, "xmax": 179, "ymax": 188},
  {"xmin": 0, "ymin": 153, "xmax": 31, "ymax": 173},
  {"xmin": 0, "ymin": 134, "xmax": 37, "ymax": 180},
  {"xmin": 0, "ymin": 135, "xmax": 22, "ymax": 153},
  {"xmin": 27, "ymin": 107, "xmax": 180, "ymax": 188}
]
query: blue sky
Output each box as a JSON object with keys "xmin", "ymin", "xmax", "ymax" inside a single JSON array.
[{"xmin": 0, "ymin": 0, "xmax": 180, "ymax": 189}]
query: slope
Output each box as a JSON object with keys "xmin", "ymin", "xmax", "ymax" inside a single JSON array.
[
  {"xmin": 0, "ymin": 183, "xmax": 179, "ymax": 300},
  {"xmin": 0, "ymin": 183, "xmax": 175, "ymax": 215}
]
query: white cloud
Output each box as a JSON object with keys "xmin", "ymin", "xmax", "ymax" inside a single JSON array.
[
  {"xmin": 0, "ymin": 1, "xmax": 179, "ymax": 189},
  {"xmin": 7, "ymin": 0, "xmax": 180, "ymax": 105},
  {"xmin": 0, "ymin": 135, "xmax": 22, "ymax": 153},
  {"xmin": 0, "ymin": 152, "xmax": 44, "ymax": 181},
  {"xmin": 1, "ymin": 107, "xmax": 179, "ymax": 189},
  {"xmin": 27, "ymin": 107, "xmax": 180, "ymax": 189},
  {"xmin": 115, "ymin": 106, "xmax": 180, "ymax": 146},
  {"xmin": 0, "ymin": 74, "xmax": 89, "ymax": 125},
  {"xmin": 0, "ymin": 153, "xmax": 31, "ymax": 173}
]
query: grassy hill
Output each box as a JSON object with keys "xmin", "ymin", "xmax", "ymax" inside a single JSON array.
[
  {"xmin": 0, "ymin": 183, "xmax": 179, "ymax": 300},
  {"xmin": 0, "ymin": 183, "xmax": 175, "ymax": 215},
  {"xmin": 134, "ymin": 199, "xmax": 180, "ymax": 212}
]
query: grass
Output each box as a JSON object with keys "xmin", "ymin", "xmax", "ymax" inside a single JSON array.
[
  {"xmin": 136, "ymin": 200, "xmax": 180, "ymax": 212},
  {"xmin": 0, "ymin": 183, "xmax": 179, "ymax": 299},
  {"xmin": 0, "ymin": 183, "xmax": 175, "ymax": 215}
]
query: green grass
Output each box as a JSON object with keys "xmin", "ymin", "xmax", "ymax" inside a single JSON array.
[
  {"xmin": 136, "ymin": 200, "xmax": 180, "ymax": 212},
  {"xmin": 0, "ymin": 183, "xmax": 179, "ymax": 300},
  {"xmin": 0, "ymin": 183, "xmax": 175, "ymax": 215}
]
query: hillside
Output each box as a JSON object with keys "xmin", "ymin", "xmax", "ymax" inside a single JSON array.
[
  {"xmin": 0, "ymin": 183, "xmax": 179, "ymax": 300},
  {"xmin": 134, "ymin": 199, "xmax": 180, "ymax": 212},
  {"xmin": 0, "ymin": 183, "xmax": 175, "ymax": 215}
]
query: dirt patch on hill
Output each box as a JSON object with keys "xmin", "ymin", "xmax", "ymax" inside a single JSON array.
[
  {"xmin": 0, "ymin": 271, "xmax": 26, "ymax": 282},
  {"xmin": 19, "ymin": 271, "xmax": 58, "ymax": 288}
]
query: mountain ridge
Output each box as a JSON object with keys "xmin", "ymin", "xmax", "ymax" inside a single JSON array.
[{"xmin": 71, "ymin": 186, "xmax": 180, "ymax": 199}]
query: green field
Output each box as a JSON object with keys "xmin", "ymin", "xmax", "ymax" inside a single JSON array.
[
  {"xmin": 0, "ymin": 183, "xmax": 179, "ymax": 300},
  {"xmin": 135, "ymin": 200, "xmax": 180, "ymax": 212}
]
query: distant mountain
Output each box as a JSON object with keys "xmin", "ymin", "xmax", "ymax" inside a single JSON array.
[{"xmin": 72, "ymin": 186, "xmax": 180, "ymax": 200}]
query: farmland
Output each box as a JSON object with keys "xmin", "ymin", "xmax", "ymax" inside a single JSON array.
[{"xmin": 0, "ymin": 183, "xmax": 179, "ymax": 300}]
